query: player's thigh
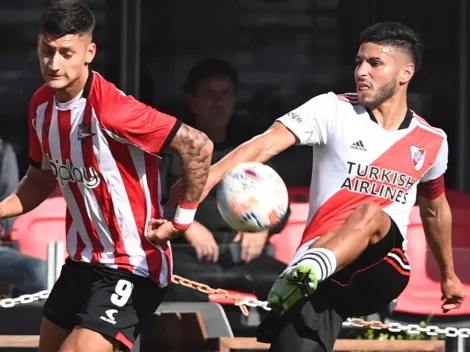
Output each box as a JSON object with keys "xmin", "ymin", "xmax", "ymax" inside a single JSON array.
[
  {"xmin": 332, "ymin": 214, "xmax": 402, "ymax": 281},
  {"xmin": 76, "ymin": 266, "xmax": 166, "ymax": 350},
  {"xmin": 39, "ymin": 317, "xmax": 71, "ymax": 352},
  {"xmin": 42, "ymin": 260, "xmax": 89, "ymax": 334},
  {"xmin": 59, "ymin": 326, "xmax": 119, "ymax": 352}
]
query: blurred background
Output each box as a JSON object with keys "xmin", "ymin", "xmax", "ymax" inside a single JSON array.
[
  {"xmin": 1, "ymin": 0, "xmax": 469, "ymax": 192},
  {"xmin": 1, "ymin": 0, "xmax": 470, "ymax": 351}
]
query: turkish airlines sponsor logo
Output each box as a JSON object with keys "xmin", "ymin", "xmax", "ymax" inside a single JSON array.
[
  {"xmin": 46, "ymin": 154, "xmax": 100, "ymax": 189},
  {"xmin": 341, "ymin": 161, "xmax": 418, "ymax": 204}
]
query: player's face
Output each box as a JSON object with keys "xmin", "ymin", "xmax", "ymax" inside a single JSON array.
[
  {"xmin": 188, "ymin": 76, "xmax": 236, "ymax": 129},
  {"xmin": 37, "ymin": 33, "xmax": 96, "ymax": 90},
  {"xmin": 355, "ymin": 42, "xmax": 411, "ymax": 108}
]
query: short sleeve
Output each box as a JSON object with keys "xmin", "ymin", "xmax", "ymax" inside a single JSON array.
[
  {"xmin": 421, "ymin": 137, "xmax": 448, "ymax": 182},
  {"xmin": 100, "ymin": 94, "xmax": 182, "ymax": 155},
  {"xmin": 276, "ymin": 92, "xmax": 338, "ymax": 146},
  {"xmin": 28, "ymin": 97, "xmax": 45, "ymax": 169}
]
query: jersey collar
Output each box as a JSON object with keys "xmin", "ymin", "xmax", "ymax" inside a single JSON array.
[
  {"xmin": 366, "ymin": 108, "xmax": 413, "ymax": 130},
  {"xmin": 82, "ymin": 70, "xmax": 94, "ymax": 99}
]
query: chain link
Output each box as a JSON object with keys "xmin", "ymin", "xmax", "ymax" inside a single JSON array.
[
  {"xmin": 172, "ymin": 275, "xmax": 250, "ymax": 316},
  {"xmin": 0, "ymin": 290, "xmax": 50, "ymax": 308},
  {"xmin": 1, "ymin": 277, "xmax": 468, "ymax": 339},
  {"xmin": 342, "ymin": 317, "xmax": 470, "ymax": 338}
]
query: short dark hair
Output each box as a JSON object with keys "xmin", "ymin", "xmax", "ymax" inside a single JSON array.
[
  {"xmin": 359, "ymin": 22, "xmax": 423, "ymax": 72},
  {"xmin": 183, "ymin": 59, "xmax": 238, "ymax": 94},
  {"xmin": 39, "ymin": 1, "xmax": 95, "ymax": 38}
]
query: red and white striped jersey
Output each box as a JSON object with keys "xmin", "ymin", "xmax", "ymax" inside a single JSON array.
[
  {"xmin": 277, "ymin": 92, "xmax": 448, "ymax": 249},
  {"xmin": 28, "ymin": 71, "xmax": 181, "ymax": 286}
]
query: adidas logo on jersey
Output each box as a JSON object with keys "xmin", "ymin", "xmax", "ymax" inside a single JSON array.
[{"xmin": 350, "ymin": 140, "xmax": 367, "ymax": 151}]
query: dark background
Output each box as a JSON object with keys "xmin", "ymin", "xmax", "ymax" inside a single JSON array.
[{"xmin": 1, "ymin": 0, "xmax": 468, "ymax": 192}]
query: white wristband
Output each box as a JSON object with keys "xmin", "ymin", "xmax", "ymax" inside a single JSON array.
[
  {"xmin": 174, "ymin": 205, "xmax": 197, "ymax": 225},
  {"xmin": 172, "ymin": 203, "xmax": 198, "ymax": 231}
]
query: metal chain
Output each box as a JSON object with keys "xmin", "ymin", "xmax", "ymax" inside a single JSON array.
[
  {"xmin": 0, "ymin": 290, "xmax": 50, "ymax": 308},
  {"xmin": 1, "ymin": 278, "xmax": 469, "ymax": 339},
  {"xmin": 342, "ymin": 318, "xmax": 470, "ymax": 338},
  {"xmin": 172, "ymin": 275, "xmax": 250, "ymax": 316}
]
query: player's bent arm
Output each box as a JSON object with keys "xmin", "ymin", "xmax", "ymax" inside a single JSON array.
[
  {"xmin": 0, "ymin": 166, "xmax": 57, "ymax": 219},
  {"xmin": 169, "ymin": 123, "xmax": 214, "ymax": 204},
  {"xmin": 208, "ymin": 122, "xmax": 296, "ymax": 189},
  {"xmin": 418, "ymin": 192, "xmax": 455, "ymax": 279}
]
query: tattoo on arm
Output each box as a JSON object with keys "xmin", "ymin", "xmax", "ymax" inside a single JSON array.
[{"xmin": 169, "ymin": 123, "xmax": 213, "ymax": 203}]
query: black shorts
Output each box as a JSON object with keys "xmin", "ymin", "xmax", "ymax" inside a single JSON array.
[
  {"xmin": 257, "ymin": 216, "xmax": 410, "ymax": 352},
  {"xmin": 43, "ymin": 259, "xmax": 167, "ymax": 349}
]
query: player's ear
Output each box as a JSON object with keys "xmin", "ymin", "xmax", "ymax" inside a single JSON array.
[
  {"xmin": 400, "ymin": 62, "xmax": 415, "ymax": 85},
  {"xmin": 85, "ymin": 42, "xmax": 97, "ymax": 65}
]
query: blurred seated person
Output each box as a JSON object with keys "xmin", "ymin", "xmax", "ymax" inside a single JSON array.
[
  {"xmin": 161, "ymin": 59, "xmax": 288, "ymax": 301},
  {"xmin": 0, "ymin": 140, "xmax": 47, "ymax": 297}
]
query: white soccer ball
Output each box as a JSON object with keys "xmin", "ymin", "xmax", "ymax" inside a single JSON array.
[{"xmin": 216, "ymin": 162, "xmax": 289, "ymax": 233}]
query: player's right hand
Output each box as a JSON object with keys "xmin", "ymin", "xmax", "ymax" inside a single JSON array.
[
  {"xmin": 146, "ymin": 219, "xmax": 182, "ymax": 245},
  {"xmin": 184, "ymin": 221, "xmax": 219, "ymax": 262}
]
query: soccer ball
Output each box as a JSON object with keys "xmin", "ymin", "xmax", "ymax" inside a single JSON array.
[{"xmin": 216, "ymin": 162, "xmax": 289, "ymax": 233}]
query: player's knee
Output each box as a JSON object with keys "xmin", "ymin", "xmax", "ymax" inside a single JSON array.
[{"xmin": 347, "ymin": 202, "xmax": 384, "ymax": 233}]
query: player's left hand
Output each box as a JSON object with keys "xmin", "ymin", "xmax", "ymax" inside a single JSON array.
[
  {"xmin": 233, "ymin": 230, "xmax": 269, "ymax": 263},
  {"xmin": 441, "ymin": 273, "xmax": 465, "ymax": 313},
  {"xmin": 146, "ymin": 219, "xmax": 182, "ymax": 245}
]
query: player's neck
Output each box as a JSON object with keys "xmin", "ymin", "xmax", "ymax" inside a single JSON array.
[
  {"xmin": 54, "ymin": 69, "xmax": 90, "ymax": 103},
  {"xmin": 370, "ymin": 95, "xmax": 409, "ymax": 131}
]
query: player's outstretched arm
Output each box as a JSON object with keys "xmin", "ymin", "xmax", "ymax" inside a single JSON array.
[
  {"xmin": 207, "ymin": 122, "xmax": 296, "ymax": 193},
  {"xmin": 169, "ymin": 123, "xmax": 214, "ymax": 205},
  {"xmin": 165, "ymin": 122, "xmax": 296, "ymax": 207},
  {"xmin": 418, "ymin": 193, "xmax": 454, "ymax": 276},
  {"xmin": 418, "ymin": 192, "xmax": 465, "ymax": 312},
  {"xmin": 0, "ymin": 166, "xmax": 57, "ymax": 219}
]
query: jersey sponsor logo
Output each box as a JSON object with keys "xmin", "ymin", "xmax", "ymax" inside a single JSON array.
[
  {"xmin": 409, "ymin": 145, "xmax": 426, "ymax": 171},
  {"xmin": 287, "ymin": 111, "xmax": 302, "ymax": 123},
  {"xmin": 46, "ymin": 154, "xmax": 100, "ymax": 189},
  {"xmin": 341, "ymin": 161, "xmax": 418, "ymax": 204},
  {"xmin": 100, "ymin": 309, "xmax": 118, "ymax": 325}
]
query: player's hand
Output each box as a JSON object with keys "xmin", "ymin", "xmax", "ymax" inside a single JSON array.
[
  {"xmin": 233, "ymin": 230, "xmax": 269, "ymax": 263},
  {"xmin": 184, "ymin": 221, "xmax": 219, "ymax": 262},
  {"xmin": 146, "ymin": 219, "xmax": 182, "ymax": 245},
  {"xmin": 441, "ymin": 273, "xmax": 465, "ymax": 313},
  {"xmin": 267, "ymin": 262, "xmax": 318, "ymax": 315}
]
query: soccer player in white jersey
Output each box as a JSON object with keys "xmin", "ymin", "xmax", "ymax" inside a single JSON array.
[
  {"xmin": 0, "ymin": 2, "xmax": 213, "ymax": 352},
  {"xmin": 166, "ymin": 22, "xmax": 465, "ymax": 351}
]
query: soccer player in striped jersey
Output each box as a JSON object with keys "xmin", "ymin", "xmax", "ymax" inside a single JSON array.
[{"xmin": 0, "ymin": 2, "xmax": 213, "ymax": 352}]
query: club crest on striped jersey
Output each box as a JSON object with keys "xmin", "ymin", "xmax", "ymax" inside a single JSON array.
[
  {"xmin": 78, "ymin": 122, "xmax": 95, "ymax": 141},
  {"xmin": 409, "ymin": 145, "xmax": 426, "ymax": 171}
]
